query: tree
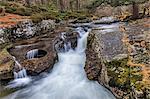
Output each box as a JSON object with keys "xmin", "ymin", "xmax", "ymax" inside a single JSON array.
[
  {"xmin": 59, "ymin": 0, "xmax": 65, "ymax": 12},
  {"xmin": 25, "ymin": 0, "xmax": 31, "ymax": 6},
  {"xmin": 132, "ymin": 1, "xmax": 139, "ymax": 19},
  {"xmin": 76, "ymin": 0, "xmax": 80, "ymax": 11}
]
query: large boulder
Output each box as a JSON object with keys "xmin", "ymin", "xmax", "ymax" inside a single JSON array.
[
  {"xmin": 85, "ymin": 26, "xmax": 128, "ymax": 98},
  {"xmin": 85, "ymin": 18, "xmax": 150, "ymax": 99}
]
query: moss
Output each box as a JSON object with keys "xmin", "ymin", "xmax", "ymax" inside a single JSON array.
[
  {"xmin": 106, "ymin": 58, "xmax": 144, "ymax": 92},
  {"xmin": 0, "ymin": 42, "xmax": 12, "ymax": 51},
  {"xmin": 0, "ymin": 44, "xmax": 13, "ymax": 79},
  {"xmin": 30, "ymin": 12, "xmax": 58, "ymax": 23},
  {"xmin": 0, "ymin": 88, "xmax": 18, "ymax": 98},
  {"xmin": 134, "ymin": 82, "xmax": 145, "ymax": 91},
  {"xmin": 5, "ymin": 6, "xmax": 17, "ymax": 13},
  {"xmin": 14, "ymin": 7, "xmax": 32, "ymax": 16},
  {"xmin": 130, "ymin": 74, "xmax": 143, "ymax": 84},
  {"xmin": 2, "ymin": 2, "xmax": 31, "ymax": 16},
  {"xmin": 30, "ymin": 10, "xmax": 89, "ymax": 23}
]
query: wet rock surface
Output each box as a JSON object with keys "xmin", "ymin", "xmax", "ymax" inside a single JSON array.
[
  {"xmin": 54, "ymin": 31, "xmax": 79, "ymax": 53},
  {"xmin": 6, "ymin": 27, "xmax": 78, "ymax": 76},
  {"xmin": 8, "ymin": 35, "xmax": 57, "ymax": 75},
  {"xmin": 0, "ymin": 22, "xmax": 79, "ymax": 79}
]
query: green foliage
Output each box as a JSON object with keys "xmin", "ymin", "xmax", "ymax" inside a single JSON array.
[
  {"xmin": 31, "ymin": 12, "xmax": 57, "ymax": 23},
  {"xmin": 87, "ymin": 0, "xmax": 149, "ymax": 10},
  {"xmin": 0, "ymin": 1, "xmax": 54, "ymax": 16},
  {"xmin": 30, "ymin": 10, "xmax": 89, "ymax": 23},
  {"xmin": 0, "ymin": 1, "xmax": 88, "ymax": 21},
  {"xmin": 0, "ymin": 1, "xmax": 8, "ymax": 7}
]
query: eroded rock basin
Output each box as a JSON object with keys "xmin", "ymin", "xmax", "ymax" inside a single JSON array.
[{"xmin": 7, "ymin": 35, "xmax": 57, "ymax": 75}]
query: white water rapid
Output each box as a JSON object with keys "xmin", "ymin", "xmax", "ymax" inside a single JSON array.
[{"xmin": 4, "ymin": 27, "xmax": 115, "ymax": 99}]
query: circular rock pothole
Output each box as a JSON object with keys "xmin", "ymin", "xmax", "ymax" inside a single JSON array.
[{"xmin": 26, "ymin": 49, "xmax": 47, "ymax": 59}]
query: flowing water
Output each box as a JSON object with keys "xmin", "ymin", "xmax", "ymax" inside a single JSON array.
[
  {"xmin": 3, "ymin": 27, "xmax": 115, "ymax": 99},
  {"xmin": 26, "ymin": 49, "xmax": 39, "ymax": 59},
  {"xmin": 6, "ymin": 57, "xmax": 31, "ymax": 89}
]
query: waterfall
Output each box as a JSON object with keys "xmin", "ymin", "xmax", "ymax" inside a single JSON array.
[
  {"xmin": 6, "ymin": 57, "xmax": 31, "ymax": 88},
  {"xmin": 61, "ymin": 32, "xmax": 72, "ymax": 52},
  {"xmin": 4, "ymin": 27, "xmax": 115, "ymax": 99},
  {"xmin": 13, "ymin": 56, "xmax": 28, "ymax": 79},
  {"xmin": 26, "ymin": 49, "xmax": 39, "ymax": 59},
  {"xmin": 14, "ymin": 69, "xmax": 27, "ymax": 79},
  {"xmin": 76, "ymin": 27, "xmax": 89, "ymax": 53}
]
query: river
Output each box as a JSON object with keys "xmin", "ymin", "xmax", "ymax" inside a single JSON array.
[{"xmin": 1, "ymin": 27, "xmax": 115, "ymax": 99}]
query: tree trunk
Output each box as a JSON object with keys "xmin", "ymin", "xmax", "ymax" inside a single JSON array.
[
  {"xmin": 132, "ymin": 2, "xmax": 139, "ymax": 19},
  {"xmin": 59, "ymin": 0, "xmax": 65, "ymax": 12},
  {"xmin": 25, "ymin": 0, "xmax": 31, "ymax": 6},
  {"xmin": 70, "ymin": 1, "xmax": 73, "ymax": 11},
  {"xmin": 76, "ymin": 0, "xmax": 80, "ymax": 11}
]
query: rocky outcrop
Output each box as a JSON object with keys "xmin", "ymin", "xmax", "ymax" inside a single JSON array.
[
  {"xmin": 85, "ymin": 18, "xmax": 150, "ymax": 99},
  {"xmin": 6, "ymin": 30, "xmax": 58, "ymax": 76},
  {"xmin": 123, "ymin": 18, "xmax": 150, "ymax": 99},
  {"xmin": 85, "ymin": 29, "xmax": 123, "ymax": 98},
  {"xmin": 0, "ymin": 19, "xmax": 55, "ymax": 44},
  {"xmin": 8, "ymin": 36, "xmax": 57, "ymax": 75},
  {"xmin": 0, "ymin": 19, "xmax": 56, "ymax": 79},
  {"xmin": 8, "ymin": 20, "xmax": 55, "ymax": 41},
  {"xmin": 0, "ymin": 26, "xmax": 79, "ymax": 79},
  {"xmin": 85, "ymin": 31, "xmax": 109, "ymax": 86}
]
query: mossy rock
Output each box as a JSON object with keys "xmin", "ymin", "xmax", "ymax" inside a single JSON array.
[
  {"xmin": 106, "ymin": 58, "xmax": 144, "ymax": 92},
  {"xmin": 0, "ymin": 45, "xmax": 14, "ymax": 80}
]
